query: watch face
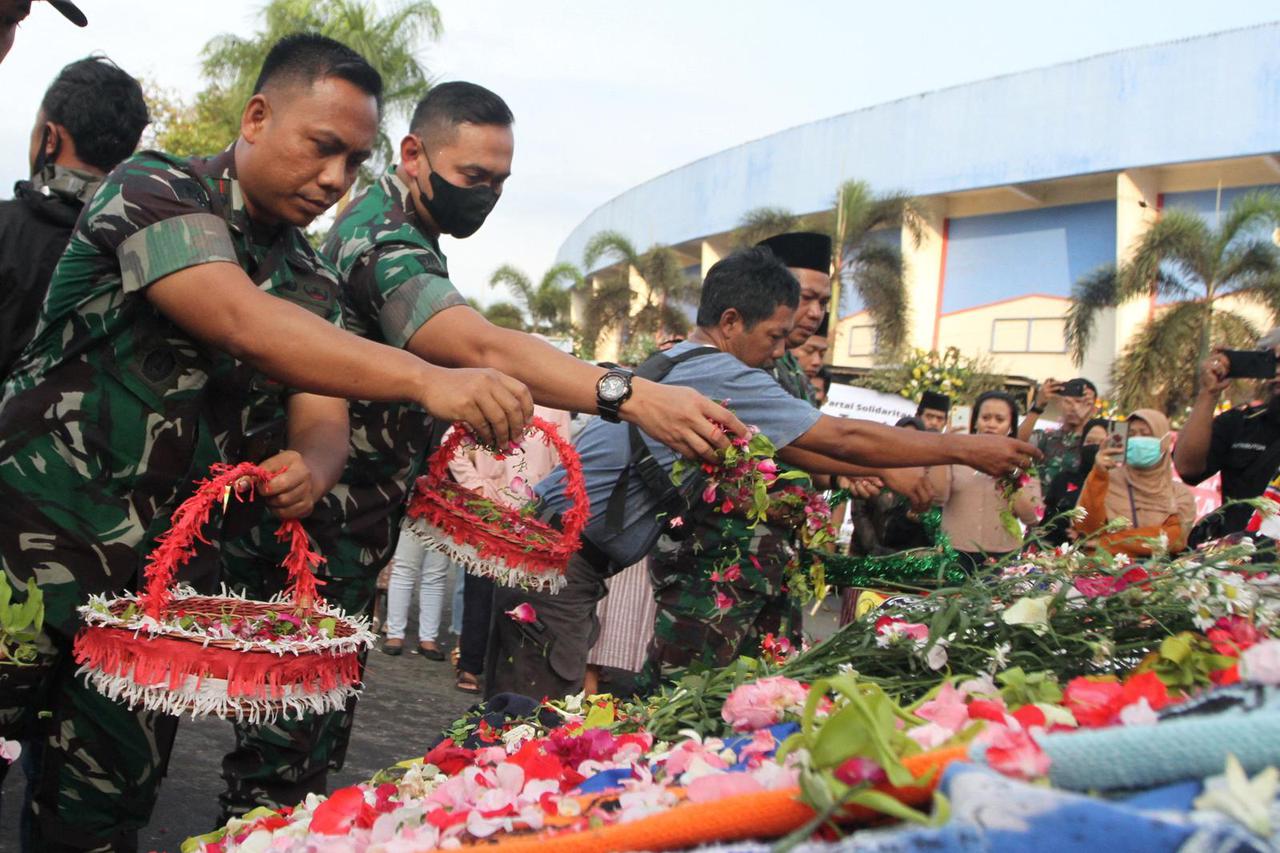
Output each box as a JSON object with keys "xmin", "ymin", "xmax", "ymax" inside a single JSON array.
[{"xmin": 599, "ymin": 374, "xmax": 628, "ymax": 402}]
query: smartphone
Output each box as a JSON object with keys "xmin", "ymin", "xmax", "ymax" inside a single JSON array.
[
  {"xmin": 1107, "ymin": 419, "xmax": 1129, "ymax": 451},
  {"xmin": 242, "ymin": 416, "xmax": 286, "ymax": 464},
  {"xmin": 1060, "ymin": 378, "xmax": 1087, "ymax": 398},
  {"xmin": 1223, "ymin": 349, "xmax": 1278, "ymax": 380},
  {"xmin": 949, "ymin": 405, "xmax": 972, "ymax": 432}
]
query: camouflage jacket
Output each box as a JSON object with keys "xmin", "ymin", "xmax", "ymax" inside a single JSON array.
[
  {"xmin": 0, "ymin": 147, "xmax": 342, "ymax": 628},
  {"xmin": 771, "ymin": 351, "xmax": 816, "ymax": 407},
  {"xmin": 239, "ymin": 169, "xmax": 464, "ymax": 578}
]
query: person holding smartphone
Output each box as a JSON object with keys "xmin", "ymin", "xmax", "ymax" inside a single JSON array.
[
  {"xmin": 1073, "ymin": 410, "xmax": 1197, "ymax": 556},
  {"xmin": 1018, "ymin": 376, "xmax": 1100, "ymax": 491},
  {"xmin": 1174, "ymin": 331, "xmax": 1280, "ymax": 541}
]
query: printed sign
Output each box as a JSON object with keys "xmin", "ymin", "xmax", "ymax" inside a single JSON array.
[{"xmin": 822, "ymin": 384, "xmax": 918, "ymax": 425}]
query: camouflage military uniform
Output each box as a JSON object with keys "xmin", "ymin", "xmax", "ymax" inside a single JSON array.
[
  {"xmin": 642, "ymin": 357, "xmax": 817, "ymax": 688},
  {"xmin": 0, "ymin": 147, "xmax": 343, "ymax": 851},
  {"xmin": 771, "ymin": 351, "xmax": 816, "ymax": 406},
  {"xmin": 216, "ymin": 169, "xmax": 465, "ymax": 818}
]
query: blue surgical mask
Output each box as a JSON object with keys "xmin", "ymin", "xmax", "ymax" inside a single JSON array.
[{"xmin": 1125, "ymin": 436, "xmax": 1163, "ymax": 469}]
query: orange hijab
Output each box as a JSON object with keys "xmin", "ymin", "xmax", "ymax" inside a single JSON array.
[{"xmin": 1103, "ymin": 409, "xmax": 1196, "ymax": 530}]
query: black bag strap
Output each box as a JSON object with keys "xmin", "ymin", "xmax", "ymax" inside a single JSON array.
[{"xmin": 603, "ymin": 346, "xmax": 719, "ymax": 535}]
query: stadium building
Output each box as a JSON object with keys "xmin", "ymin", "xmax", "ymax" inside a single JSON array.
[{"xmin": 557, "ymin": 24, "xmax": 1280, "ymax": 386}]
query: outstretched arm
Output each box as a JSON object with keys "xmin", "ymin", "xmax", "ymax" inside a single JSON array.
[
  {"xmin": 790, "ymin": 414, "xmax": 1040, "ymax": 478},
  {"xmin": 409, "ymin": 305, "xmax": 748, "ymax": 462},
  {"xmin": 146, "ymin": 262, "xmax": 534, "ymax": 446}
]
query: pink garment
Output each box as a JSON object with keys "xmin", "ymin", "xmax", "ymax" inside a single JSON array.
[{"xmin": 446, "ymin": 406, "xmax": 572, "ymax": 508}]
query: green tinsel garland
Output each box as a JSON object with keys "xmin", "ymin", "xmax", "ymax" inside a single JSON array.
[{"xmin": 820, "ymin": 493, "xmax": 968, "ymax": 588}]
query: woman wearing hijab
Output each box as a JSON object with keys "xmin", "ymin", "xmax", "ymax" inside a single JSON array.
[
  {"xmin": 1072, "ymin": 409, "xmax": 1198, "ymax": 556},
  {"xmin": 929, "ymin": 391, "xmax": 1043, "ymax": 573}
]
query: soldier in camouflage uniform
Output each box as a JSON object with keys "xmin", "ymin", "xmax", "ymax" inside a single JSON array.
[
  {"xmin": 643, "ymin": 234, "xmax": 832, "ymax": 686},
  {"xmin": 0, "ymin": 36, "xmax": 538, "ymax": 851},
  {"xmin": 215, "ymin": 81, "xmax": 744, "ymax": 817}
]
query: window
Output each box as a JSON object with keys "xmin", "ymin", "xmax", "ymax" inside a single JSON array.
[
  {"xmin": 990, "ymin": 317, "xmax": 1067, "ymax": 353},
  {"xmin": 846, "ymin": 324, "xmax": 878, "ymax": 357}
]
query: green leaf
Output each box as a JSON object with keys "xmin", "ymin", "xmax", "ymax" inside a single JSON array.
[
  {"xmin": 846, "ymin": 787, "xmax": 936, "ymax": 825},
  {"xmin": 1161, "ymin": 634, "xmax": 1192, "ymax": 665}
]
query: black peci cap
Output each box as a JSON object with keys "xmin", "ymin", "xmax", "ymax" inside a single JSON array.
[
  {"xmin": 918, "ymin": 391, "xmax": 951, "ymax": 413},
  {"xmin": 46, "ymin": 0, "xmax": 88, "ymax": 27},
  {"xmin": 756, "ymin": 232, "xmax": 831, "ymax": 274}
]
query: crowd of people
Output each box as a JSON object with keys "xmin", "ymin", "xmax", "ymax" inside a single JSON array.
[{"xmin": 0, "ymin": 9, "xmax": 1277, "ymax": 851}]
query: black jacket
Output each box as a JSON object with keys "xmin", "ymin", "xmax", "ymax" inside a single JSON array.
[{"xmin": 0, "ymin": 168, "xmax": 98, "ymax": 379}]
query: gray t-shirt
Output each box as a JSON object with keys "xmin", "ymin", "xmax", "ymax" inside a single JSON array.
[{"xmin": 536, "ymin": 341, "xmax": 823, "ymax": 566}]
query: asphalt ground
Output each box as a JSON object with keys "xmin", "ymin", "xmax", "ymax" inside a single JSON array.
[{"xmin": 0, "ymin": 577, "xmax": 841, "ymax": 851}]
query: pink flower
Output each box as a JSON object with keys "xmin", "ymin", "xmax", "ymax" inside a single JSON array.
[
  {"xmin": 722, "ymin": 564, "xmax": 742, "ymax": 582},
  {"xmin": 686, "ymin": 772, "xmax": 764, "ymax": 803},
  {"xmin": 1241, "ymin": 639, "xmax": 1280, "ymax": 685},
  {"xmin": 980, "ymin": 724, "xmax": 1050, "ymax": 780},
  {"xmin": 915, "ymin": 683, "xmax": 970, "ymax": 732},
  {"xmin": 668, "ymin": 516, "xmax": 684, "ymax": 529},
  {"xmin": 702, "ymin": 483, "xmax": 719, "ymax": 504},
  {"xmin": 833, "ymin": 756, "xmax": 887, "ymax": 786},
  {"xmin": 722, "ymin": 676, "xmax": 809, "ymax": 731},
  {"xmin": 0, "ymin": 739, "xmax": 20, "ymax": 764},
  {"xmin": 905, "ymin": 721, "xmax": 955, "ymax": 750},
  {"xmin": 714, "ymin": 591, "xmax": 733, "ymax": 610},
  {"xmin": 756, "ymin": 459, "xmax": 779, "ymax": 481},
  {"xmin": 505, "ymin": 603, "xmax": 537, "ymax": 624}
]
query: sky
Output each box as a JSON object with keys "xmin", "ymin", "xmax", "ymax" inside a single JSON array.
[{"xmin": 3, "ymin": 0, "xmax": 1279, "ymax": 307}]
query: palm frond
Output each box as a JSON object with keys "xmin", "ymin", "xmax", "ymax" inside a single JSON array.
[
  {"xmin": 1215, "ymin": 190, "xmax": 1280, "ymax": 258},
  {"xmin": 732, "ymin": 207, "xmax": 805, "ymax": 248},
  {"xmin": 1217, "ymin": 240, "xmax": 1280, "ymax": 292},
  {"xmin": 846, "ymin": 241, "xmax": 909, "ymax": 357},
  {"xmin": 488, "ymin": 264, "xmax": 534, "ymax": 315},
  {"xmin": 1118, "ymin": 210, "xmax": 1214, "ymax": 301},
  {"xmin": 1065, "ymin": 264, "xmax": 1118, "ymax": 366},
  {"xmin": 583, "ymin": 230, "xmax": 639, "ymax": 272}
]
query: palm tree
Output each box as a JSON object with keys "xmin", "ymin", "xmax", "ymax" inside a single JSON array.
[
  {"xmin": 731, "ymin": 206, "xmax": 807, "ymax": 248},
  {"xmin": 830, "ymin": 179, "xmax": 927, "ymax": 359},
  {"xmin": 481, "ymin": 301, "xmax": 527, "ymax": 331},
  {"xmin": 190, "ymin": 0, "xmax": 442, "ymax": 173},
  {"xmin": 581, "ymin": 231, "xmax": 699, "ymax": 352},
  {"xmin": 1066, "ymin": 191, "xmax": 1280, "ymax": 413},
  {"xmin": 488, "ymin": 263, "xmax": 579, "ymax": 335}
]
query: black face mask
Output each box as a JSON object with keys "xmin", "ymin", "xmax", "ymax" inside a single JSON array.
[{"xmin": 416, "ymin": 146, "xmax": 498, "ymax": 238}]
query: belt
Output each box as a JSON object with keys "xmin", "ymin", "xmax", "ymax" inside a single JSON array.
[{"xmin": 547, "ymin": 513, "xmax": 613, "ymax": 575}]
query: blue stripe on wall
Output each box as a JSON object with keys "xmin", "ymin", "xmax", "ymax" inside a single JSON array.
[{"xmin": 942, "ymin": 201, "xmax": 1116, "ymax": 314}]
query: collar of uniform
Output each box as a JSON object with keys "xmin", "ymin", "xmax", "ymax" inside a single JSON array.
[
  {"xmin": 30, "ymin": 164, "xmax": 102, "ymax": 204},
  {"xmin": 201, "ymin": 145, "xmax": 314, "ymax": 267},
  {"xmin": 384, "ymin": 167, "xmax": 442, "ymax": 247}
]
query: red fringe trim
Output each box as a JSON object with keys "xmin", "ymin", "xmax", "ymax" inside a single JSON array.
[
  {"xmin": 73, "ymin": 626, "xmax": 360, "ymax": 699},
  {"xmin": 406, "ymin": 417, "xmax": 589, "ymax": 581},
  {"xmin": 140, "ymin": 462, "xmax": 327, "ymax": 618}
]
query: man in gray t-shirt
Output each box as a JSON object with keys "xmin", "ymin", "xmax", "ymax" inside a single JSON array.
[{"xmin": 488, "ymin": 247, "xmax": 1040, "ymax": 700}]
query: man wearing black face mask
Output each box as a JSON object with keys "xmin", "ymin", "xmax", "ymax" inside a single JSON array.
[
  {"xmin": 215, "ymin": 81, "xmax": 748, "ymax": 818},
  {"xmin": 0, "ymin": 55, "xmax": 147, "ymax": 378}
]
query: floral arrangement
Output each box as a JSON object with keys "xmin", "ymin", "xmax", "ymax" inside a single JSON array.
[
  {"xmin": 671, "ymin": 426, "xmax": 837, "ymax": 605},
  {"xmin": 853, "ymin": 346, "xmax": 1001, "ymax": 406},
  {"xmin": 73, "ymin": 462, "xmax": 374, "ymax": 722},
  {"xmin": 996, "ymin": 464, "xmax": 1042, "ymax": 539},
  {"xmin": 404, "ymin": 416, "xmax": 587, "ymax": 593}
]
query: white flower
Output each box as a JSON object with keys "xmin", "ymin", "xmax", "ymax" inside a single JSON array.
[
  {"xmin": 925, "ymin": 643, "xmax": 948, "ymax": 671},
  {"xmin": 1194, "ymin": 754, "xmax": 1279, "ymax": 838},
  {"xmin": 1000, "ymin": 596, "xmax": 1052, "ymax": 635},
  {"xmin": 959, "ymin": 673, "xmax": 999, "ymax": 697},
  {"xmin": 991, "ymin": 642, "xmax": 1012, "ymax": 672},
  {"xmin": 0, "ymin": 739, "xmax": 20, "ymax": 763},
  {"xmin": 502, "ymin": 724, "xmax": 538, "ymax": 752},
  {"xmin": 1119, "ymin": 698, "xmax": 1159, "ymax": 727}
]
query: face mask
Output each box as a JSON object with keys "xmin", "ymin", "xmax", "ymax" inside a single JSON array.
[
  {"xmin": 415, "ymin": 144, "xmax": 498, "ymax": 238},
  {"xmin": 1125, "ymin": 436, "xmax": 1163, "ymax": 469}
]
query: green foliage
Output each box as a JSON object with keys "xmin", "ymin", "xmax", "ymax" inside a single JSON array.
[
  {"xmin": 481, "ymin": 300, "xmax": 527, "ymax": 331},
  {"xmin": 1067, "ymin": 191, "xmax": 1280, "ymax": 413},
  {"xmin": 731, "ymin": 206, "xmax": 808, "ymax": 248},
  {"xmin": 832, "ymin": 180, "xmax": 928, "ymax": 359},
  {"xmin": 488, "ymin": 262, "xmax": 579, "ymax": 336},
  {"xmin": 161, "ymin": 0, "xmax": 442, "ymax": 175},
  {"xmin": 852, "ymin": 346, "xmax": 1003, "ymax": 405},
  {"xmin": 0, "ymin": 576, "xmax": 43, "ymax": 666},
  {"xmin": 581, "ymin": 230, "xmax": 699, "ymax": 358}
]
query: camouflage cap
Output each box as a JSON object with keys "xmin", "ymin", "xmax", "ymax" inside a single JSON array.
[{"xmin": 45, "ymin": 0, "xmax": 87, "ymax": 26}]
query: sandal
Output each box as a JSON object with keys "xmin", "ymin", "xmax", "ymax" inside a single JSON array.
[
  {"xmin": 381, "ymin": 639, "xmax": 404, "ymax": 656},
  {"xmin": 455, "ymin": 670, "xmax": 481, "ymax": 694},
  {"xmin": 450, "ymin": 647, "xmax": 461, "ymax": 668},
  {"xmin": 416, "ymin": 642, "xmax": 445, "ymax": 661}
]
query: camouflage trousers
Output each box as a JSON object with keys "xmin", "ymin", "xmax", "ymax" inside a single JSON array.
[
  {"xmin": 639, "ymin": 558, "xmax": 800, "ymax": 691},
  {"xmin": 0, "ymin": 579, "xmax": 179, "ymax": 853},
  {"xmin": 216, "ymin": 538, "xmax": 381, "ymax": 822}
]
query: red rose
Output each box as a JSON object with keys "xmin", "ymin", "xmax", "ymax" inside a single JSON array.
[
  {"xmin": 309, "ymin": 786, "xmax": 365, "ymax": 835},
  {"xmin": 1011, "ymin": 704, "xmax": 1047, "ymax": 730},
  {"xmin": 1063, "ymin": 677, "xmax": 1124, "ymax": 728},
  {"xmin": 966, "ymin": 700, "xmax": 1008, "ymax": 723},
  {"xmin": 423, "ymin": 740, "xmax": 476, "ymax": 776}
]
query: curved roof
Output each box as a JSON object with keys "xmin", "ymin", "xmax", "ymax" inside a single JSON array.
[{"xmin": 557, "ymin": 23, "xmax": 1280, "ymax": 273}]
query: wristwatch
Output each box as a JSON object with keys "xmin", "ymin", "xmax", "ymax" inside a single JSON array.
[
  {"xmin": 595, "ymin": 365, "xmax": 634, "ymax": 423},
  {"xmin": 1031, "ymin": 404, "xmax": 1046, "ymax": 414}
]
